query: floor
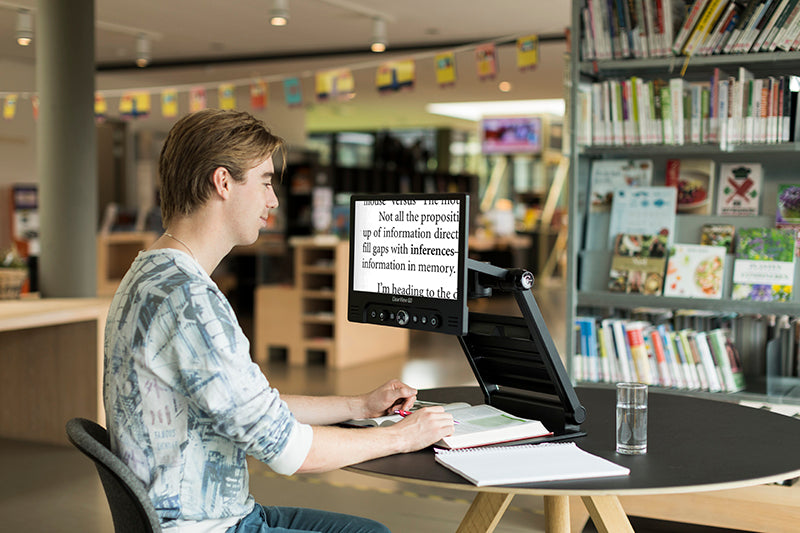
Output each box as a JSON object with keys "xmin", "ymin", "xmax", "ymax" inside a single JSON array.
[{"xmin": 0, "ymin": 280, "xmax": 753, "ymax": 532}]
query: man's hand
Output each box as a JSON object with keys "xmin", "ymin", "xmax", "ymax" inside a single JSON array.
[
  {"xmin": 391, "ymin": 406, "xmax": 455, "ymax": 452},
  {"xmin": 361, "ymin": 379, "xmax": 418, "ymax": 418}
]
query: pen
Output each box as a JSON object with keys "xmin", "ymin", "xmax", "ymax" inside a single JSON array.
[{"xmin": 393, "ymin": 409, "xmax": 413, "ymax": 417}]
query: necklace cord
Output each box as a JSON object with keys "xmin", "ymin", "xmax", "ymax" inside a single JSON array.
[{"xmin": 163, "ymin": 232, "xmax": 196, "ymax": 260}]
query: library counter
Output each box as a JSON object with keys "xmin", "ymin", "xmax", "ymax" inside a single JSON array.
[
  {"xmin": 0, "ymin": 298, "xmax": 110, "ymax": 444},
  {"xmin": 348, "ymin": 386, "xmax": 800, "ymax": 532}
]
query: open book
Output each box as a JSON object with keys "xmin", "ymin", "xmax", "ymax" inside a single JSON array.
[
  {"xmin": 435, "ymin": 442, "xmax": 630, "ymax": 486},
  {"xmin": 345, "ymin": 402, "xmax": 552, "ymax": 449}
]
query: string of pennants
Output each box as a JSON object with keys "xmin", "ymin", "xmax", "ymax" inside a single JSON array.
[{"xmin": 0, "ymin": 34, "xmax": 539, "ymax": 121}]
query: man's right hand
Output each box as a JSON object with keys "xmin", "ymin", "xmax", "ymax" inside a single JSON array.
[{"xmin": 391, "ymin": 406, "xmax": 454, "ymax": 452}]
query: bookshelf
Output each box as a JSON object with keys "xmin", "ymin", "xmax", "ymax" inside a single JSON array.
[
  {"xmin": 253, "ymin": 236, "xmax": 409, "ymax": 368},
  {"xmin": 566, "ymin": 0, "xmax": 800, "ymax": 527},
  {"xmin": 567, "ymin": 0, "xmax": 800, "ymax": 403}
]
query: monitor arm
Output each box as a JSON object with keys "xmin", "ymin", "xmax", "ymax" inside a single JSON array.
[{"xmin": 461, "ymin": 258, "xmax": 587, "ymax": 434}]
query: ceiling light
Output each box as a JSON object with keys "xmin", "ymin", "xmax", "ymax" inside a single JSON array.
[
  {"xmin": 371, "ymin": 18, "xmax": 387, "ymax": 53},
  {"xmin": 16, "ymin": 9, "xmax": 33, "ymax": 47},
  {"xmin": 426, "ymin": 99, "xmax": 566, "ymax": 122},
  {"xmin": 270, "ymin": 0, "xmax": 289, "ymax": 26},
  {"xmin": 135, "ymin": 34, "xmax": 151, "ymax": 68}
]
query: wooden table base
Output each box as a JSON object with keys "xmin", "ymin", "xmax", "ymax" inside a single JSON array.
[{"xmin": 455, "ymin": 492, "xmax": 634, "ymax": 533}]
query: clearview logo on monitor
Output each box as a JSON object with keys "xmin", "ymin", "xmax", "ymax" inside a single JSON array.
[{"xmin": 392, "ymin": 296, "xmax": 412, "ymax": 303}]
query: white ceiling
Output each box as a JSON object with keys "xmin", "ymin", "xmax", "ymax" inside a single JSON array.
[{"xmin": 0, "ymin": 0, "xmax": 573, "ymax": 130}]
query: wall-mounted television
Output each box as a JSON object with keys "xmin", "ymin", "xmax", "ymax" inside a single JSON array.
[
  {"xmin": 348, "ymin": 193, "xmax": 469, "ymax": 336},
  {"xmin": 481, "ymin": 116, "xmax": 542, "ymax": 155}
]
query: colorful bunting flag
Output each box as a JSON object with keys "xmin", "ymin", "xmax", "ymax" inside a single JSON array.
[
  {"xmin": 434, "ymin": 52, "xmax": 456, "ymax": 87},
  {"xmin": 376, "ymin": 60, "xmax": 415, "ymax": 93},
  {"xmin": 94, "ymin": 94, "xmax": 107, "ymax": 120},
  {"xmin": 218, "ymin": 84, "xmax": 236, "ymax": 110},
  {"xmin": 516, "ymin": 35, "xmax": 538, "ymax": 70},
  {"xmin": 283, "ymin": 77, "xmax": 303, "ymax": 107},
  {"xmin": 189, "ymin": 87, "xmax": 207, "ymax": 112},
  {"xmin": 475, "ymin": 43, "xmax": 497, "ymax": 80},
  {"xmin": 315, "ymin": 69, "xmax": 355, "ymax": 102},
  {"xmin": 119, "ymin": 93, "xmax": 151, "ymax": 118},
  {"xmin": 3, "ymin": 94, "xmax": 18, "ymax": 120},
  {"xmin": 250, "ymin": 80, "xmax": 268, "ymax": 110},
  {"xmin": 161, "ymin": 89, "xmax": 178, "ymax": 117}
]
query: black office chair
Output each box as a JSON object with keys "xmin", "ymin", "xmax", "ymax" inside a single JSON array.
[{"xmin": 65, "ymin": 417, "xmax": 162, "ymax": 533}]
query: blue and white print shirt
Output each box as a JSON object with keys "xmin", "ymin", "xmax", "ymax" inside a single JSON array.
[{"xmin": 103, "ymin": 249, "xmax": 312, "ymax": 527}]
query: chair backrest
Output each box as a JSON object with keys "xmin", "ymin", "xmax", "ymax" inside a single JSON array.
[{"xmin": 66, "ymin": 418, "xmax": 162, "ymax": 533}]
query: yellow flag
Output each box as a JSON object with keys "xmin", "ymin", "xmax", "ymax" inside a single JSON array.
[
  {"xmin": 161, "ymin": 89, "xmax": 178, "ymax": 117},
  {"xmin": 219, "ymin": 84, "xmax": 236, "ymax": 110},
  {"xmin": 120, "ymin": 92, "xmax": 151, "ymax": 117},
  {"xmin": 516, "ymin": 35, "xmax": 538, "ymax": 70},
  {"xmin": 434, "ymin": 52, "xmax": 456, "ymax": 87},
  {"xmin": 95, "ymin": 94, "xmax": 107, "ymax": 118},
  {"xmin": 3, "ymin": 94, "xmax": 18, "ymax": 120},
  {"xmin": 376, "ymin": 60, "xmax": 415, "ymax": 92}
]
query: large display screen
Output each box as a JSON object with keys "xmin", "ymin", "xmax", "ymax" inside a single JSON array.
[
  {"xmin": 481, "ymin": 116, "xmax": 542, "ymax": 154},
  {"xmin": 348, "ymin": 193, "xmax": 469, "ymax": 335}
]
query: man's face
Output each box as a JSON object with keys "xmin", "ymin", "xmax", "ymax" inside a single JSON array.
[{"xmin": 229, "ymin": 156, "xmax": 278, "ymax": 245}]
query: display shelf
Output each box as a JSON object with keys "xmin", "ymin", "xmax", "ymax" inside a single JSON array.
[
  {"xmin": 577, "ymin": 291, "xmax": 800, "ymax": 317},
  {"xmin": 580, "ymin": 142, "xmax": 800, "ymax": 157},
  {"xmin": 253, "ymin": 237, "xmax": 409, "ymax": 368},
  {"xmin": 580, "ymin": 50, "xmax": 800, "ymax": 78},
  {"xmin": 96, "ymin": 231, "xmax": 157, "ymax": 296}
]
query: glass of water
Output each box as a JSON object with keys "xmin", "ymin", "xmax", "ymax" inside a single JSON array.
[{"xmin": 616, "ymin": 382, "xmax": 647, "ymax": 455}]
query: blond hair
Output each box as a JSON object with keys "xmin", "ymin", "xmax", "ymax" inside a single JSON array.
[{"xmin": 158, "ymin": 109, "xmax": 284, "ymax": 225}]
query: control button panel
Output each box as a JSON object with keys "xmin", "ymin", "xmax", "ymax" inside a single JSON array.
[{"xmin": 365, "ymin": 304, "xmax": 442, "ymax": 330}]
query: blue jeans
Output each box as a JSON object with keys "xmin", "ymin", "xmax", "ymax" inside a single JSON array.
[{"xmin": 226, "ymin": 504, "xmax": 391, "ymax": 533}]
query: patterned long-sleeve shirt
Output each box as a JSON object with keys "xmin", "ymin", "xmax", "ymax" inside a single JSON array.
[{"xmin": 103, "ymin": 249, "xmax": 312, "ymax": 531}]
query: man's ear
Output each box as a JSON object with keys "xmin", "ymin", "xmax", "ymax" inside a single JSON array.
[{"xmin": 212, "ymin": 167, "xmax": 231, "ymax": 198}]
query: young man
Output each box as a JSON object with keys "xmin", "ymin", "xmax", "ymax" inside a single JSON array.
[{"xmin": 103, "ymin": 109, "xmax": 455, "ymax": 533}]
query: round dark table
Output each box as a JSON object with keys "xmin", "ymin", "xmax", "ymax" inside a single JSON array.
[{"xmin": 347, "ymin": 386, "xmax": 800, "ymax": 532}]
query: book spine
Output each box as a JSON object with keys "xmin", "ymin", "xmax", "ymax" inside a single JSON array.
[
  {"xmin": 660, "ymin": 326, "xmax": 686, "ymax": 388},
  {"xmin": 612, "ymin": 320, "xmax": 635, "ymax": 382},
  {"xmin": 766, "ymin": 0, "xmax": 798, "ymax": 50},
  {"xmin": 647, "ymin": 326, "xmax": 673, "ymax": 386},
  {"xmin": 754, "ymin": 0, "xmax": 791, "ymax": 51},
  {"xmin": 696, "ymin": 331, "xmax": 724, "ymax": 391},
  {"xmin": 626, "ymin": 322, "xmax": 655, "ymax": 384},
  {"xmin": 724, "ymin": 0, "xmax": 760, "ymax": 53},
  {"xmin": 740, "ymin": 0, "xmax": 776, "ymax": 53},
  {"xmin": 682, "ymin": 0, "xmax": 729, "ymax": 55},
  {"xmin": 707, "ymin": 329, "xmax": 739, "ymax": 390},
  {"xmin": 670, "ymin": 78, "xmax": 686, "ymax": 145},
  {"xmin": 674, "ymin": 0, "xmax": 715, "ymax": 54}
]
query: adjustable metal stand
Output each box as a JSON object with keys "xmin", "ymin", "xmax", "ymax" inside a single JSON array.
[{"xmin": 460, "ymin": 258, "xmax": 586, "ymax": 437}]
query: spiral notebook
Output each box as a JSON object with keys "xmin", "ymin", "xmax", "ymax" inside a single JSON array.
[{"xmin": 434, "ymin": 442, "xmax": 630, "ymax": 486}]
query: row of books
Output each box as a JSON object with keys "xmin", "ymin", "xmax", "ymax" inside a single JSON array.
[
  {"xmin": 576, "ymin": 69, "xmax": 800, "ymax": 148},
  {"xmin": 580, "ymin": 0, "xmax": 800, "ymax": 61},
  {"xmin": 573, "ymin": 316, "xmax": 747, "ymax": 392}
]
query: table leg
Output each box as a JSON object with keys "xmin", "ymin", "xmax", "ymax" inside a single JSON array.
[
  {"xmin": 543, "ymin": 495, "xmax": 570, "ymax": 533},
  {"xmin": 581, "ymin": 495, "xmax": 635, "ymax": 533},
  {"xmin": 455, "ymin": 491, "xmax": 514, "ymax": 533}
]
